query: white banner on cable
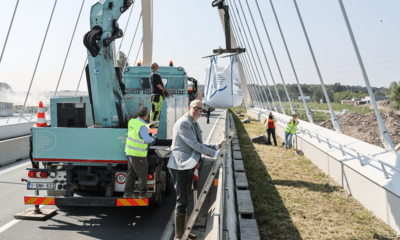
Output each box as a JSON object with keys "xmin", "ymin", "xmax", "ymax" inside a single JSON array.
[{"xmin": 204, "ymin": 55, "xmax": 243, "ymax": 109}]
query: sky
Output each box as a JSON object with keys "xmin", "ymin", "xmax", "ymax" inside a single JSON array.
[{"xmin": 0, "ymin": 0, "xmax": 399, "ymax": 102}]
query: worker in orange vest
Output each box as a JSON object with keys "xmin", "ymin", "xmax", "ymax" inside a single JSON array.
[{"xmin": 264, "ymin": 112, "xmax": 277, "ymax": 146}]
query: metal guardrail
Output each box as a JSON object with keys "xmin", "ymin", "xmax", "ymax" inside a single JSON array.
[
  {"xmin": 272, "ymin": 114, "xmax": 400, "ymax": 180},
  {"xmin": 3, "ymin": 107, "xmax": 43, "ymax": 124}
]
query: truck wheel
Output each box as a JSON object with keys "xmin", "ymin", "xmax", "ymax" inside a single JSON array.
[
  {"xmin": 154, "ymin": 164, "xmax": 167, "ymax": 208},
  {"xmin": 164, "ymin": 162, "xmax": 173, "ymax": 194}
]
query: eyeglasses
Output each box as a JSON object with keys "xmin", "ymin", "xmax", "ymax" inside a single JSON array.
[{"xmin": 192, "ymin": 107, "xmax": 202, "ymax": 112}]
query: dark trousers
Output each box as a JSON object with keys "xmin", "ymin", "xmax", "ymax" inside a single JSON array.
[
  {"xmin": 169, "ymin": 167, "xmax": 195, "ymax": 214},
  {"xmin": 124, "ymin": 155, "xmax": 148, "ymax": 195},
  {"xmin": 267, "ymin": 128, "xmax": 277, "ymax": 146},
  {"xmin": 206, "ymin": 109, "xmax": 211, "ymax": 124}
]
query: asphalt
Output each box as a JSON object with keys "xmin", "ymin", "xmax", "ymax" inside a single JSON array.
[{"xmin": 0, "ymin": 109, "xmax": 225, "ymax": 240}]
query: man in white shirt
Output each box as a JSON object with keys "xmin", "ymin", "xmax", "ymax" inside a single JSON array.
[{"xmin": 167, "ymin": 99, "xmax": 224, "ymax": 239}]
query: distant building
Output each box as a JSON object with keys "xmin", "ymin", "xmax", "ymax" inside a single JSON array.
[
  {"xmin": 361, "ymin": 96, "xmax": 390, "ymax": 102},
  {"xmin": 13, "ymin": 105, "xmax": 47, "ymax": 114},
  {"xmin": 0, "ymin": 102, "xmax": 13, "ymax": 117},
  {"xmin": 297, "ymin": 96, "xmax": 311, "ymax": 102},
  {"xmin": 341, "ymin": 100, "xmax": 355, "ymax": 105}
]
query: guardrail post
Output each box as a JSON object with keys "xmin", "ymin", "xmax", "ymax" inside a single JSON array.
[
  {"xmin": 381, "ymin": 164, "xmax": 390, "ymax": 179},
  {"xmin": 316, "ymin": 133, "xmax": 321, "ymax": 143},
  {"xmin": 339, "ymin": 144, "xmax": 345, "ymax": 156},
  {"xmin": 326, "ymin": 138, "xmax": 332, "ymax": 149},
  {"xmin": 357, "ymin": 153, "xmax": 364, "ymax": 166}
]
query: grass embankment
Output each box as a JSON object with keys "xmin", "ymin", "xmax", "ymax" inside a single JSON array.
[{"xmin": 230, "ymin": 108, "xmax": 398, "ymax": 239}]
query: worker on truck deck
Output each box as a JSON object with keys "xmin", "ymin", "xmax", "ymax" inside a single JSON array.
[
  {"xmin": 167, "ymin": 99, "xmax": 225, "ymax": 240},
  {"xmin": 284, "ymin": 114, "xmax": 299, "ymax": 150},
  {"xmin": 149, "ymin": 62, "xmax": 167, "ymax": 124},
  {"xmin": 124, "ymin": 107, "xmax": 155, "ymax": 199}
]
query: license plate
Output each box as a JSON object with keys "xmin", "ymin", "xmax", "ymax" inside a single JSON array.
[{"xmin": 28, "ymin": 182, "xmax": 56, "ymax": 190}]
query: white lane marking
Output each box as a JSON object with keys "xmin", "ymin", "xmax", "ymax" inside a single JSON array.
[
  {"xmin": 0, "ymin": 220, "xmax": 19, "ymax": 234},
  {"xmin": 0, "ymin": 159, "xmax": 30, "ymax": 176},
  {"xmin": 160, "ymin": 110, "xmax": 225, "ymax": 240},
  {"xmin": 0, "ymin": 206, "xmax": 44, "ymax": 234},
  {"xmin": 205, "ymin": 110, "xmax": 224, "ymax": 144}
]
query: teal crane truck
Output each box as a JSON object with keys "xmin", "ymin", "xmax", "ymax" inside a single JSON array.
[{"xmin": 23, "ymin": 0, "xmax": 195, "ymax": 208}]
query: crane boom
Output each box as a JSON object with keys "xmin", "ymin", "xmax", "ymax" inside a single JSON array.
[{"xmin": 83, "ymin": 0, "xmax": 133, "ymax": 128}]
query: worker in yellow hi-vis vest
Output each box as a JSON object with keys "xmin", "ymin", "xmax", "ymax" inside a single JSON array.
[
  {"xmin": 124, "ymin": 107, "xmax": 155, "ymax": 199},
  {"xmin": 284, "ymin": 114, "xmax": 299, "ymax": 150}
]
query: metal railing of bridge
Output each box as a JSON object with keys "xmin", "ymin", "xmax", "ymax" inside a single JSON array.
[{"xmin": 271, "ymin": 115, "xmax": 400, "ymax": 180}]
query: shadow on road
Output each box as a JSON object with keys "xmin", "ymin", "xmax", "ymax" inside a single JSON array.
[{"xmin": 37, "ymin": 193, "xmax": 176, "ymax": 240}]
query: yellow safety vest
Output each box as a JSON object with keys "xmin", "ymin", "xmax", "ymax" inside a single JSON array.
[
  {"xmin": 285, "ymin": 121, "xmax": 297, "ymax": 134},
  {"xmin": 125, "ymin": 119, "xmax": 148, "ymax": 157}
]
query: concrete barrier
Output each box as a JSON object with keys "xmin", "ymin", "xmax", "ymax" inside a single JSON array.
[
  {"xmin": 0, "ymin": 135, "xmax": 30, "ymax": 166},
  {"xmin": 0, "ymin": 122, "xmax": 35, "ymax": 141},
  {"xmin": 248, "ymin": 108, "xmax": 400, "ymax": 234},
  {"xmin": 229, "ymin": 112, "xmax": 260, "ymax": 240}
]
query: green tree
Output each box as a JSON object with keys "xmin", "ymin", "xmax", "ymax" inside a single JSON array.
[
  {"xmin": 356, "ymin": 90, "xmax": 367, "ymax": 99},
  {"xmin": 388, "ymin": 81, "xmax": 400, "ymax": 109},
  {"xmin": 393, "ymin": 86, "xmax": 400, "ymax": 110},
  {"xmin": 312, "ymin": 88, "xmax": 323, "ymax": 103},
  {"xmin": 389, "ymin": 82, "xmax": 399, "ymax": 100},
  {"xmin": 117, "ymin": 51, "xmax": 129, "ymax": 68}
]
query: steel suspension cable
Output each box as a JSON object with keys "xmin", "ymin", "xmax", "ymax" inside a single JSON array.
[
  {"xmin": 230, "ymin": 9, "xmax": 266, "ymax": 109},
  {"xmin": 231, "ymin": 18, "xmax": 264, "ymax": 108},
  {"xmin": 20, "ymin": 0, "xmax": 58, "ymax": 116},
  {"xmin": 242, "ymin": 58, "xmax": 261, "ymax": 108},
  {"xmin": 225, "ymin": 14, "xmax": 259, "ymax": 108},
  {"xmin": 227, "ymin": 0, "xmax": 270, "ymax": 109},
  {"xmin": 122, "ymin": 12, "xmax": 142, "ymax": 73},
  {"xmin": 54, "ymin": 0, "xmax": 85, "ymax": 98},
  {"xmin": 74, "ymin": 58, "xmax": 87, "ymax": 97},
  {"xmin": 337, "ymin": 0, "xmax": 394, "ymax": 151},
  {"xmin": 133, "ymin": 38, "xmax": 143, "ymax": 67},
  {"xmin": 242, "ymin": 56, "xmax": 263, "ymax": 108},
  {"xmin": 293, "ymin": 0, "xmax": 341, "ymax": 133},
  {"xmin": 231, "ymin": 6, "xmax": 271, "ymax": 110},
  {"xmin": 117, "ymin": 0, "xmax": 136, "ymax": 54},
  {"xmin": 231, "ymin": 0, "xmax": 276, "ymax": 111},
  {"xmin": 236, "ymin": 0, "xmax": 287, "ymax": 113},
  {"xmin": 266, "ymin": 0, "xmax": 314, "ymax": 123},
  {"xmin": 244, "ymin": 0, "xmax": 287, "ymax": 114},
  {"xmin": 237, "ymin": 30, "xmax": 267, "ymax": 108},
  {"xmin": 230, "ymin": 22, "xmax": 264, "ymax": 108},
  {"xmin": 238, "ymin": 48, "xmax": 259, "ymax": 107},
  {"xmin": 0, "ymin": 0, "xmax": 20, "ymax": 65}
]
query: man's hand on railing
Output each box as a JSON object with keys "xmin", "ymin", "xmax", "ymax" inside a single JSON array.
[{"xmin": 219, "ymin": 141, "xmax": 226, "ymax": 149}]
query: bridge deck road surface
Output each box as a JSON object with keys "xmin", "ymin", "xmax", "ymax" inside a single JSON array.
[{"xmin": 0, "ymin": 109, "xmax": 225, "ymax": 240}]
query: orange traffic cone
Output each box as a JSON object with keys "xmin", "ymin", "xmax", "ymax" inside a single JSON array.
[{"xmin": 36, "ymin": 101, "xmax": 47, "ymax": 127}]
